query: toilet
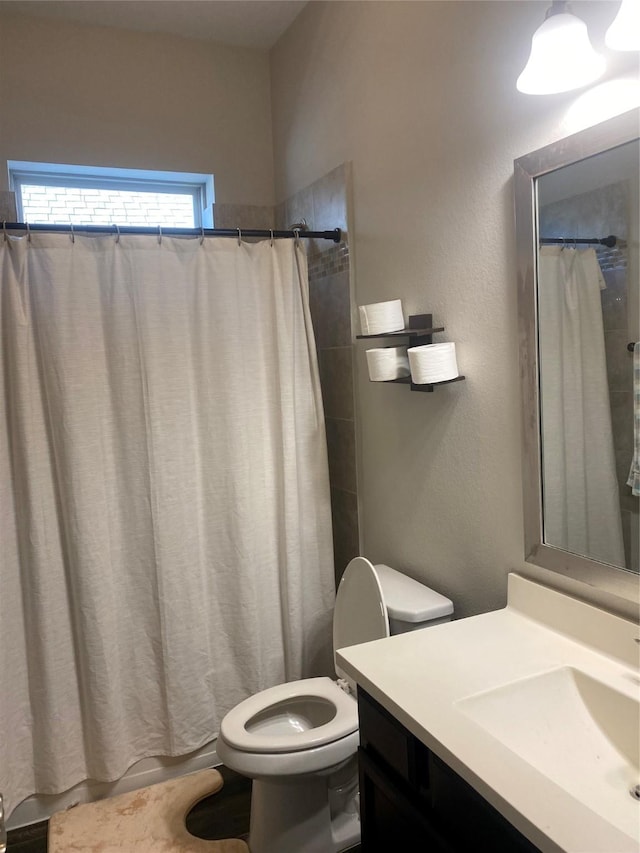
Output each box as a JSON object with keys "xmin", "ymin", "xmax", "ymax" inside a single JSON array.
[{"xmin": 216, "ymin": 557, "xmax": 453, "ymax": 853}]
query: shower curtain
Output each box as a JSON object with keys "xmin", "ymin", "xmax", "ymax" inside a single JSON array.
[
  {"xmin": 537, "ymin": 246, "xmax": 625, "ymax": 567},
  {"xmin": 0, "ymin": 232, "xmax": 335, "ymax": 817}
]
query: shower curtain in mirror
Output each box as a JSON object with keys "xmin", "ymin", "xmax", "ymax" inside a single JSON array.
[
  {"xmin": 538, "ymin": 246, "xmax": 625, "ymax": 567},
  {"xmin": 0, "ymin": 233, "xmax": 335, "ymax": 816}
]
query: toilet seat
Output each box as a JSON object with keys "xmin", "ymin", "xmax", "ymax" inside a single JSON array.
[
  {"xmin": 220, "ymin": 559, "xmax": 390, "ymax": 758},
  {"xmin": 220, "ymin": 677, "xmax": 357, "ymax": 753}
]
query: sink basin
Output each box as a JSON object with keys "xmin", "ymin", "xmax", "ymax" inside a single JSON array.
[{"xmin": 456, "ymin": 667, "xmax": 640, "ymax": 839}]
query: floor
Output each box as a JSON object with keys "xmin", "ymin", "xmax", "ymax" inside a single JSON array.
[{"xmin": 7, "ymin": 766, "xmax": 361, "ymax": 852}]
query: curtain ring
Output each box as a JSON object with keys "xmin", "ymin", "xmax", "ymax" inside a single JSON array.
[
  {"xmin": 114, "ymin": 223, "xmax": 121, "ymax": 243},
  {"xmin": 26, "ymin": 222, "xmax": 31, "ymax": 243},
  {"xmin": 70, "ymin": 222, "xmax": 75, "ymax": 244},
  {"xmin": 158, "ymin": 225, "xmax": 162, "ymax": 245},
  {"xmin": 237, "ymin": 227, "xmax": 242, "ymax": 247},
  {"xmin": 200, "ymin": 225, "xmax": 205, "ymax": 246},
  {"xmin": 293, "ymin": 227, "xmax": 300, "ymax": 247},
  {"xmin": 270, "ymin": 229, "xmax": 274, "ymax": 247}
]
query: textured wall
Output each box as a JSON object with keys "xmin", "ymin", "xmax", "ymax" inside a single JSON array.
[
  {"xmin": 270, "ymin": 0, "xmax": 640, "ymax": 618},
  {"xmin": 0, "ymin": 13, "xmax": 275, "ymax": 205}
]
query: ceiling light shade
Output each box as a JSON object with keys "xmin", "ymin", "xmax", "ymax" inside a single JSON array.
[
  {"xmin": 605, "ymin": 0, "xmax": 640, "ymax": 51},
  {"xmin": 517, "ymin": 5, "xmax": 606, "ymax": 95}
]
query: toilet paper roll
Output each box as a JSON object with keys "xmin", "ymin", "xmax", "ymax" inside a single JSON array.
[
  {"xmin": 359, "ymin": 299, "xmax": 405, "ymax": 336},
  {"xmin": 408, "ymin": 342, "xmax": 458, "ymax": 384},
  {"xmin": 366, "ymin": 346, "xmax": 411, "ymax": 381}
]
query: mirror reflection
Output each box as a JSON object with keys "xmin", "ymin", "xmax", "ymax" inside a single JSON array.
[{"xmin": 536, "ymin": 140, "xmax": 639, "ymax": 572}]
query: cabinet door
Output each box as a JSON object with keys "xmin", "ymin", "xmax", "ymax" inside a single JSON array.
[
  {"xmin": 358, "ymin": 690, "xmax": 541, "ymax": 853},
  {"xmin": 428, "ymin": 753, "xmax": 540, "ymax": 853},
  {"xmin": 358, "ymin": 689, "xmax": 430, "ymax": 793},
  {"xmin": 359, "ymin": 748, "xmax": 456, "ymax": 853}
]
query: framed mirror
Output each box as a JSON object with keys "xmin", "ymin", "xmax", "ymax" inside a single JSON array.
[{"xmin": 515, "ymin": 109, "xmax": 639, "ymax": 603}]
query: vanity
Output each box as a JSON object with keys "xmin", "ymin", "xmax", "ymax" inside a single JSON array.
[
  {"xmin": 357, "ymin": 689, "xmax": 538, "ymax": 852},
  {"xmin": 337, "ymin": 574, "xmax": 640, "ymax": 853}
]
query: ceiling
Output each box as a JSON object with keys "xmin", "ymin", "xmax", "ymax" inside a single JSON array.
[{"xmin": 0, "ymin": 0, "xmax": 308, "ymax": 49}]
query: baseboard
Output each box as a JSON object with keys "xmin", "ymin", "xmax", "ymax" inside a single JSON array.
[{"xmin": 7, "ymin": 739, "xmax": 220, "ymax": 831}]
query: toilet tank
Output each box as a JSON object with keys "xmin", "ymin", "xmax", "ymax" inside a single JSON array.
[{"xmin": 374, "ymin": 564, "xmax": 453, "ymax": 635}]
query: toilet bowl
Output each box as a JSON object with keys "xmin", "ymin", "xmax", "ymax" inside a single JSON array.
[{"xmin": 216, "ymin": 557, "xmax": 453, "ymax": 853}]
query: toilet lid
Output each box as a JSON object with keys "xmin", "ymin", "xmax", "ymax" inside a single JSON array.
[{"xmin": 333, "ymin": 557, "xmax": 389, "ymax": 684}]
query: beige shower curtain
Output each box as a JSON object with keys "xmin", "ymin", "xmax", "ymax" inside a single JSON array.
[
  {"xmin": 538, "ymin": 246, "xmax": 625, "ymax": 567},
  {"xmin": 0, "ymin": 232, "xmax": 335, "ymax": 817}
]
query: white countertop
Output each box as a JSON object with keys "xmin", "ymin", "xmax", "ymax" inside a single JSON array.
[{"xmin": 336, "ymin": 574, "xmax": 640, "ymax": 853}]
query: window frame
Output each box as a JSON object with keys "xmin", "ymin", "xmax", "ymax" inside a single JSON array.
[{"xmin": 8, "ymin": 161, "xmax": 215, "ymax": 228}]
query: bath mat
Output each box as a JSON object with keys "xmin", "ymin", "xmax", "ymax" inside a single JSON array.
[{"xmin": 48, "ymin": 768, "xmax": 249, "ymax": 852}]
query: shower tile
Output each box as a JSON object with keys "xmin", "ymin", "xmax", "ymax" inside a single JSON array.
[
  {"xmin": 309, "ymin": 270, "xmax": 352, "ymax": 349},
  {"xmin": 213, "ymin": 204, "xmax": 274, "ymax": 230},
  {"xmin": 285, "ymin": 185, "xmax": 314, "ymax": 233},
  {"xmin": 0, "ymin": 190, "xmax": 17, "ymax": 221},
  {"xmin": 310, "ymin": 165, "xmax": 348, "ymax": 254},
  {"xmin": 278, "ymin": 163, "xmax": 359, "ymax": 598},
  {"xmin": 312, "ymin": 165, "xmax": 348, "ymax": 232},
  {"xmin": 325, "ymin": 417, "xmax": 357, "ymax": 494},
  {"xmin": 601, "ymin": 268, "xmax": 627, "ymax": 331},
  {"xmin": 605, "ymin": 330, "xmax": 633, "ymax": 393},
  {"xmin": 318, "ymin": 347, "xmax": 354, "ymax": 420},
  {"xmin": 330, "ymin": 487, "xmax": 360, "ymax": 585},
  {"xmin": 273, "ymin": 201, "xmax": 287, "ymax": 231},
  {"xmin": 610, "ymin": 390, "xmax": 633, "ymax": 456}
]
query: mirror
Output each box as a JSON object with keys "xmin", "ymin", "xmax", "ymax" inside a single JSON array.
[{"xmin": 515, "ymin": 109, "xmax": 639, "ymax": 603}]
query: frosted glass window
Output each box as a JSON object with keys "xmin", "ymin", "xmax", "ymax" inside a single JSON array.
[
  {"xmin": 20, "ymin": 185, "xmax": 197, "ymax": 227},
  {"xmin": 8, "ymin": 162, "xmax": 214, "ymax": 228}
]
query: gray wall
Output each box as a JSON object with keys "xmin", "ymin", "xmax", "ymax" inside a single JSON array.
[
  {"xmin": 270, "ymin": 0, "xmax": 640, "ymax": 618},
  {"xmin": 0, "ymin": 13, "xmax": 275, "ymax": 205}
]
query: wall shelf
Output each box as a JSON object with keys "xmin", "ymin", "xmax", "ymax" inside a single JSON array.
[
  {"xmin": 357, "ymin": 313, "xmax": 465, "ymax": 393},
  {"xmin": 356, "ymin": 325, "xmax": 445, "ymax": 340}
]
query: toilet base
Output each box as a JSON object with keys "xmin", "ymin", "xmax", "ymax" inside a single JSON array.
[{"xmin": 248, "ymin": 760, "xmax": 360, "ymax": 853}]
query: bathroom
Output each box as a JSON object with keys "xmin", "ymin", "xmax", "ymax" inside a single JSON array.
[{"xmin": 0, "ymin": 1, "xmax": 638, "ymax": 851}]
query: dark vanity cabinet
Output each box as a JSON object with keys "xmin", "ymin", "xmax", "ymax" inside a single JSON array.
[{"xmin": 357, "ymin": 690, "xmax": 541, "ymax": 852}]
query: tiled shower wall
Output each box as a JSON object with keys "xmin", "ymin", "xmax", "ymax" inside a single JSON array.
[
  {"xmin": 0, "ymin": 190, "xmax": 17, "ymax": 221},
  {"xmin": 540, "ymin": 181, "xmax": 638, "ymax": 571},
  {"xmin": 275, "ymin": 164, "xmax": 360, "ymax": 587}
]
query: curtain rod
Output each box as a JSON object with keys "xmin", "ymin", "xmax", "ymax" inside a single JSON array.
[
  {"xmin": 539, "ymin": 234, "xmax": 618, "ymax": 248},
  {"xmin": 2, "ymin": 222, "xmax": 343, "ymax": 243}
]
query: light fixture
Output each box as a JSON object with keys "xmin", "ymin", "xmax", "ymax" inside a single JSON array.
[
  {"xmin": 517, "ymin": 1, "xmax": 606, "ymax": 95},
  {"xmin": 605, "ymin": 0, "xmax": 640, "ymax": 51}
]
